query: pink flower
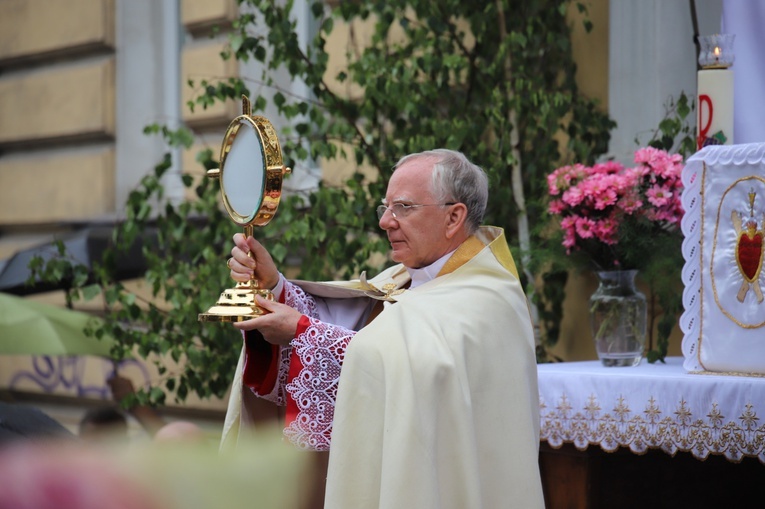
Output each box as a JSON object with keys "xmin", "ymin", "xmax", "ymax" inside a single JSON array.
[
  {"xmin": 546, "ymin": 171, "xmax": 565, "ymax": 196},
  {"xmin": 560, "ymin": 216, "xmax": 578, "ymax": 252},
  {"xmin": 562, "ymin": 228, "xmax": 577, "ymax": 252},
  {"xmin": 618, "ymin": 191, "xmax": 643, "ymax": 214},
  {"xmin": 560, "ymin": 216, "xmax": 577, "ymax": 230},
  {"xmin": 548, "ymin": 199, "xmax": 566, "ymax": 215},
  {"xmin": 593, "ymin": 187, "xmax": 618, "ymax": 210},
  {"xmin": 562, "ymin": 186, "xmax": 585, "ymax": 207},
  {"xmin": 593, "ymin": 217, "xmax": 619, "ymax": 244},
  {"xmin": 646, "ymin": 185, "xmax": 673, "ymax": 207},
  {"xmin": 575, "ymin": 217, "xmax": 596, "ymax": 239},
  {"xmin": 591, "ymin": 160, "xmax": 624, "ymax": 175},
  {"xmin": 634, "ymin": 146, "xmax": 665, "ymax": 168},
  {"xmin": 547, "ymin": 164, "xmax": 587, "ymax": 195}
]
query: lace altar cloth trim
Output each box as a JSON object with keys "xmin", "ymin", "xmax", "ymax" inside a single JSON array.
[
  {"xmin": 538, "ymin": 358, "xmax": 765, "ymax": 464},
  {"xmin": 680, "ymin": 142, "xmax": 765, "ymax": 374}
]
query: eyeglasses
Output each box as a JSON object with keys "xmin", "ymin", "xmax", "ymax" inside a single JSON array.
[{"xmin": 376, "ymin": 202, "xmax": 456, "ymax": 220}]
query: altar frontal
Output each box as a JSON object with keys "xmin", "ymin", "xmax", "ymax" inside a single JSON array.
[{"xmin": 681, "ymin": 142, "xmax": 765, "ymax": 375}]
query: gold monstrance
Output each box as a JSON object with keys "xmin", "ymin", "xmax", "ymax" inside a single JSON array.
[{"xmin": 198, "ymin": 95, "xmax": 290, "ymax": 322}]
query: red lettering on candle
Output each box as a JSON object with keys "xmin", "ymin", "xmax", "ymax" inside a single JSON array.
[{"xmin": 698, "ymin": 94, "xmax": 713, "ymax": 150}]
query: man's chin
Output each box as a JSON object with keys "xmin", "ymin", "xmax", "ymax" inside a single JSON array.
[{"xmin": 389, "ymin": 247, "xmax": 406, "ymax": 264}]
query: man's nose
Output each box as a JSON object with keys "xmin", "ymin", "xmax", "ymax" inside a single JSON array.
[{"xmin": 378, "ymin": 208, "xmax": 396, "ymax": 229}]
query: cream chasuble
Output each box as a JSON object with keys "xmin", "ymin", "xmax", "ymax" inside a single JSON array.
[{"xmin": 323, "ymin": 226, "xmax": 543, "ymax": 508}]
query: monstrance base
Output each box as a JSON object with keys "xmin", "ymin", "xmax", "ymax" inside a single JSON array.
[{"xmin": 198, "ymin": 282, "xmax": 273, "ymax": 323}]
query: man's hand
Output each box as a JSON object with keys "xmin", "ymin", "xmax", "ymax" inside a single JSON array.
[
  {"xmin": 228, "ymin": 234, "xmax": 280, "ymax": 290},
  {"xmin": 107, "ymin": 373, "xmax": 165, "ymax": 435},
  {"xmin": 233, "ymin": 295, "xmax": 303, "ymax": 346},
  {"xmin": 107, "ymin": 374, "xmax": 136, "ymax": 404}
]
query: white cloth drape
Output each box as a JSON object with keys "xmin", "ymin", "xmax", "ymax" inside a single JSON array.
[
  {"xmin": 538, "ymin": 357, "xmax": 765, "ymax": 463},
  {"xmin": 722, "ymin": 2, "xmax": 765, "ymax": 143}
]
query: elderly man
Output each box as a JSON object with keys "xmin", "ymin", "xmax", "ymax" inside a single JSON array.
[{"xmin": 221, "ymin": 149, "xmax": 544, "ymax": 509}]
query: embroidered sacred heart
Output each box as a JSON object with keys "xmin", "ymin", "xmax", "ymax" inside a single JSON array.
[{"xmin": 736, "ymin": 230, "xmax": 764, "ymax": 282}]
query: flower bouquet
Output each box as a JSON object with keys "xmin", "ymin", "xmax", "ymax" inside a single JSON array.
[
  {"xmin": 546, "ymin": 147, "xmax": 684, "ymax": 271},
  {"xmin": 546, "ymin": 147, "xmax": 685, "ymax": 364}
]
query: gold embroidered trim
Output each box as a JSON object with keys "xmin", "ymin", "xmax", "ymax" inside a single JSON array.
[
  {"xmin": 689, "ymin": 369, "xmax": 765, "ymax": 378},
  {"xmin": 486, "ymin": 228, "xmax": 520, "ymax": 279},
  {"xmin": 698, "ymin": 162, "xmax": 707, "ymax": 369},
  {"xmin": 437, "ymin": 229, "xmax": 520, "ymax": 280},
  {"xmin": 360, "ymin": 266, "xmax": 410, "ymax": 301},
  {"xmin": 709, "ymin": 174, "xmax": 765, "ymax": 328},
  {"xmin": 539, "ymin": 392, "xmax": 765, "ymax": 464},
  {"xmin": 437, "ymin": 236, "xmax": 485, "ymax": 277}
]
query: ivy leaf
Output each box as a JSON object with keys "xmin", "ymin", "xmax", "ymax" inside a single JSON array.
[
  {"xmin": 81, "ymin": 284, "xmax": 101, "ymax": 301},
  {"xmin": 229, "ymin": 33, "xmax": 244, "ymax": 53}
]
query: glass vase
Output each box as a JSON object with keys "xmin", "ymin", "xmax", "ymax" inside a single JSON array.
[{"xmin": 589, "ymin": 270, "xmax": 647, "ymax": 367}]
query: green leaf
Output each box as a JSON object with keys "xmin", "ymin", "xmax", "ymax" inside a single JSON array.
[
  {"xmin": 659, "ymin": 118, "xmax": 678, "ymax": 136},
  {"xmin": 150, "ymin": 387, "xmax": 166, "ymax": 405},
  {"xmin": 321, "ymin": 17, "xmax": 333, "ymax": 34},
  {"xmin": 230, "ymin": 33, "xmax": 244, "ymax": 53},
  {"xmin": 81, "ymin": 284, "xmax": 101, "ymax": 301},
  {"xmin": 677, "ymin": 93, "xmax": 691, "ymax": 119}
]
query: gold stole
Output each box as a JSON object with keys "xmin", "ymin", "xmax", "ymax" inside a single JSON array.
[
  {"xmin": 437, "ymin": 235, "xmax": 485, "ymax": 277},
  {"xmin": 366, "ymin": 235, "xmax": 488, "ymax": 325}
]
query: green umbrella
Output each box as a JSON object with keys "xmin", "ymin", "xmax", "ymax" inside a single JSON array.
[{"xmin": 0, "ymin": 292, "xmax": 113, "ymax": 356}]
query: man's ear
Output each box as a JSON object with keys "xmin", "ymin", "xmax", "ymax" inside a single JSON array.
[{"xmin": 444, "ymin": 203, "xmax": 468, "ymax": 239}]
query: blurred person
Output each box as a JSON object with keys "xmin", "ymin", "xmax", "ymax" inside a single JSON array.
[
  {"xmin": 78, "ymin": 405, "xmax": 129, "ymax": 443},
  {"xmin": 0, "ymin": 443, "xmax": 161, "ymax": 509},
  {"xmin": 107, "ymin": 374, "xmax": 165, "ymax": 437},
  {"xmin": 153, "ymin": 421, "xmax": 206, "ymax": 444}
]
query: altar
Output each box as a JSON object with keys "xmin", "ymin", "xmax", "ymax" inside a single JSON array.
[{"xmin": 537, "ymin": 358, "xmax": 765, "ymax": 508}]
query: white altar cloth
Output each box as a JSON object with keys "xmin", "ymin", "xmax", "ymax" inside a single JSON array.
[{"xmin": 538, "ymin": 357, "xmax": 765, "ymax": 463}]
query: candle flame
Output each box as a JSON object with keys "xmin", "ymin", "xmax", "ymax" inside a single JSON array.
[{"xmin": 714, "ymin": 46, "xmax": 721, "ymax": 56}]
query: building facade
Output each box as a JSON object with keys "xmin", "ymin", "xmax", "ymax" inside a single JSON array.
[{"xmin": 0, "ymin": 0, "xmax": 724, "ymax": 431}]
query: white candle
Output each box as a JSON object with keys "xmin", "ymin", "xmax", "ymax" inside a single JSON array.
[
  {"xmin": 697, "ymin": 68, "xmax": 734, "ymax": 149},
  {"xmin": 696, "ymin": 34, "xmax": 735, "ymax": 150}
]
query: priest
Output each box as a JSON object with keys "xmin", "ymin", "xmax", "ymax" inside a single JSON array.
[{"xmin": 221, "ymin": 149, "xmax": 544, "ymax": 509}]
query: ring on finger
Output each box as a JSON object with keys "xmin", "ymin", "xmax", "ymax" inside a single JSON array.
[{"xmin": 226, "ymin": 258, "xmax": 234, "ymax": 269}]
